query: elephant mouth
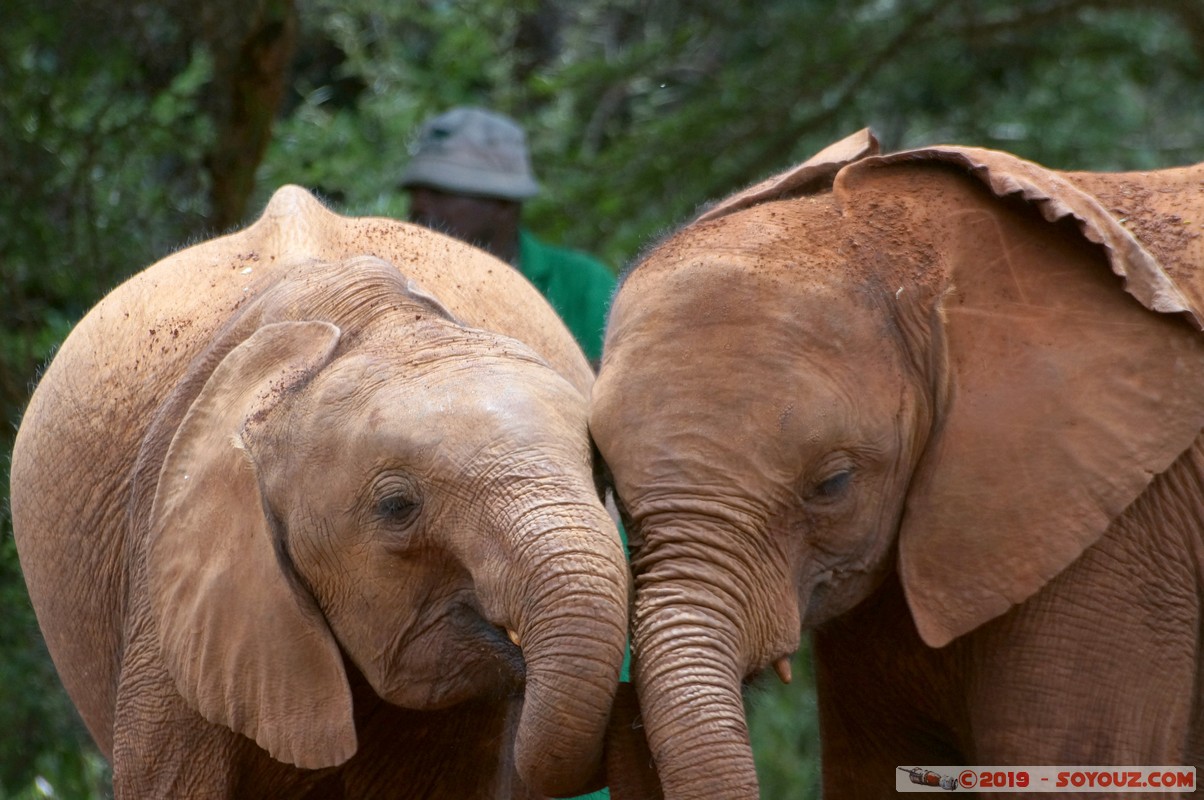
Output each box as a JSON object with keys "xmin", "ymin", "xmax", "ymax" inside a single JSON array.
[
  {"xmin": 741, "ymin": 652, "xmax": 796, "ymax": 689},
  {"xmin": 453, "ymin": 604, "xmax": 527, "ymax": 686},
  {"xmin": 371, "ymin": 603, "xmax": 528, "ymax": 709},
  {"xmin": 487, "ymin": 622, "xmax": 527, "ymax": 683},
  {"xmin": 385, "ymin": 610, "xmax": 523, "ymax": 710}
]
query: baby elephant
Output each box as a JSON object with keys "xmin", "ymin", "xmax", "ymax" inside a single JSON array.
[
  {"xmin": 10, "ymin": 186, "xmax": 629, "ymax": 798},
  {"xmin": 592, "ymin": 130, "xmax": 1204, "ymax": 798}
]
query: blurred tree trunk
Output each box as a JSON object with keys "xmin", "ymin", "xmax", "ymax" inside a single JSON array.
[{"xmin": 202, "ymin": 0, "xmax": 299, "ymax": 231}]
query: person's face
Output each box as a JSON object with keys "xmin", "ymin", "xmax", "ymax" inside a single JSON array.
[{"xmin": 407, "ymin": 186, "xmax": 517, "ymax": 256}]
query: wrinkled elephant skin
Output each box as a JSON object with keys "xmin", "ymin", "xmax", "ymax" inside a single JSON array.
[
  {"xmin": 10, "ymin": 187, "xmax": 629, "ymax": 799},
  {"xmin": 591, "ymin": 130, "xmax": 1204, "ymax": 798}
]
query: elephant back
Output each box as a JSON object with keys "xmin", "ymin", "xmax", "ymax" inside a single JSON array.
[{"xmin": 72, "ymin": 185, "xmax": 590, "ymax": 396}]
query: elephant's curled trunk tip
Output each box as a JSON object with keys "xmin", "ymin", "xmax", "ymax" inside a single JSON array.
[{"xmin": 508, "ymin": 538, "xmax": 628, "ymax": 798}]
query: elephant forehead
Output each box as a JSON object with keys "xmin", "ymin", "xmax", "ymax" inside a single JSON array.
[
  {"xmin": 301, "ymin": 353, "xmax": 590, "ymax": 465},
  {"xmin": 600, "ymin": 261, "xmax": 890, "ymax": 409},
  {"xmin": 611, "ymin": 236, "xmax": 870, "ymax": 349},
  {"xmin": 595, "ymin": 246, "xmax": 911, "ymax": 501},
  {"xmin": 598, "ymin": 356, "xmax": 898, "ymax": 499},
  {"xmin": 597, "ymin": 347, "xmax": 895, "ymax": 458}
]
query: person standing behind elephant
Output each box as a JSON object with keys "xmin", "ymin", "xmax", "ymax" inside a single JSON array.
[
  {"xmin": 400, "ymin": 106, "xmax": 616, "ymax": 367},
  {"xmin": 401, "ymin": 107, "xmax": 634, "ymax": 800}
]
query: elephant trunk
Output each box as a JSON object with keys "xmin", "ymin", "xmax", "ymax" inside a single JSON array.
[
  {"xmin": 633, "ymin": 548, "xmax": 761, "ymax": 799},
  {"xmin": 505, "ymin": 506, "xmax": 630, "ymax": 797}
]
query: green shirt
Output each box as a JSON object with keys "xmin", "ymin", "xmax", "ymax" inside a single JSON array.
[{"xmin": 517, "ymin": 229, "xmax": 616, "ymax": 365}]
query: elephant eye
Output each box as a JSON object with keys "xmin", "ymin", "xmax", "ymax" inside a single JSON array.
[
  {"xmin": 374, "ymin": 485, "xmax": 421, "ymax": 526},
  {"xmin": 812, "ymin": 469, "xmax": 852, "ymax": 500},
  {"xmin": 370, "ymin": 472, "xmax": 423, "ymax": 527}
]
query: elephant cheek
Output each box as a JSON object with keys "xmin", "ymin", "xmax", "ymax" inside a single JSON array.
[
  {"xmin": 369, "ymin": 602, "xmax": 524, "ymax": 710},
  {"xmin": 797, "ymin": 536, "xmax": 900, "ymax": 628},
  {"xmin": 798, "ymin": 564, "xmax": 866, "ymax": 628},
  {"xmin": 371, "ymin": 654, "xmax": 510, "ymax": 711}
]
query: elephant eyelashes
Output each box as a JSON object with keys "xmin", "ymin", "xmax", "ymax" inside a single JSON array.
[
  {"xmin": 375, "ymin": 492, "xmax": 421, "ymax": 525},
  {"xmin": 369, "ymin": 472, "xmax": 423, "ymax": 527},
  {"xmin": 811, "ymin": 469, "xmax": 853, "ymax": 500}
]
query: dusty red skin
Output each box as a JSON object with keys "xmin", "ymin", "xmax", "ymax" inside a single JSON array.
[{"xmin": 592, "ymin": 134, "xmax": 1204, "ymax": 798}]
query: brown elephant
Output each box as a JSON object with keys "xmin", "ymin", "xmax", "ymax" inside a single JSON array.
[
  {"xmin": 590, "ymin": 130, "xmax": 1204, "ymax": 798},
  {"xmin": 10, "ymin": 186, "xmax": 630, "ymax": 798}
]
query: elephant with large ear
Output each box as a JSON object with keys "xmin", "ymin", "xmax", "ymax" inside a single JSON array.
[
  {"xmin": 591, "ymin": 130, "xmax": 1204, "ymax": 798},
  {"xmin": 10, "ymin": 186, "xmax": 630, "ymax": 799}
]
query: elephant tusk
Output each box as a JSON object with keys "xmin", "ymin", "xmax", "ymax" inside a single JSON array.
[
  {"xmin": 772, "ymin": 656, "xmax": 792, "ymax": 685},
  {"xmin": 507, "ymin": 628, "xmax": 521, "ymax": 647}
]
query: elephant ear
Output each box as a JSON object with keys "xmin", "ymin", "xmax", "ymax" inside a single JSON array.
[
  {"xmin": 1060, "ymin": 163, "xmax": 1204, "ymax": 321},
  {"xmin": 693, "ymin": 128, "xmax": 879, "ymax": 224},
  {"xmin": 148, "ymin": 320, "xmax": 356, "ymax": 768},
  {"xmin": 860, "ymin": 146, "xmax": 1204, "ymax": 327},
  {"xmin": 835, "ymin": 148, "xmax": 1204, "ymax": 648}
]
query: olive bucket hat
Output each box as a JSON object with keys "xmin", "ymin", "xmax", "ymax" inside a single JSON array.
[{"xmin": 399, "ymin": 107, "xmax": 541, "ymax": 201}]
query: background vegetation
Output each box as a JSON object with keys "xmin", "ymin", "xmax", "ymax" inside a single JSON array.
[{"xmin": 2, "ymin": 0, "xmax": 1201, "ymax": 796}]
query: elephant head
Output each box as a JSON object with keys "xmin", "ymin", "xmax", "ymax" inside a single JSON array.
[
  {"xmin": 590, "ymin": 130, "xmax": 1204, "ymax": 797},
  {"xmin": 145, "ymin": 256, "xmax": 628, "ymax": 797}
]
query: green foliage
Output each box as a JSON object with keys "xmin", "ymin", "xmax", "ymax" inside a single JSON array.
[
  {"xmin": 747, "ymin": 645, "xmax": 822, "ymax": 797},
  {"xmin": 257, "ymin": 0, "xmax": 544, "ymax": 217},
  {"xmin": 1, "ymin": 1, "xmax": 212, "ymax": 795},
  {"xmin": 2, "ymin": 0, "xmax": 1201, "ymax": 794},
  {"xmin": 0, "ymin": 538, "xmax": 100, "ymax": 799},
  {"xmin": 255, "ymin": 0, "xmax": 1203, "ymax": 272}
]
